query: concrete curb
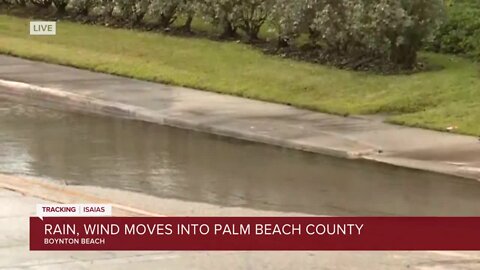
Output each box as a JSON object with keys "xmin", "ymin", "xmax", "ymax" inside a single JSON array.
[
  {"xmin": 364, "ymin": 156, "xmax": 480, "ymax": 181},
  {"xmin": 0, "ymin": 78, "xmax": 479, "ymax": 181},
  {"xmin": 0, "ymin": 79, "xmax": 159, "ymax": 122},
  {"xmin": 0, "ymin": 79, "xmax": 374, "ymax": 159}
]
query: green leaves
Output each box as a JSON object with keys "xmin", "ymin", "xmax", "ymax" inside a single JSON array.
[
  {"xmin": 428, "ymin": 0, "xmax": 480, "ymax": 59},
  {"xmin": 270, "ymin": 0, "xmax": 444, "ymax": 68}
]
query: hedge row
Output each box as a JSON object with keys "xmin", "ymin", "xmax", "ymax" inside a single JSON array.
[{"xmin": 1, "ymin": 0, "xmax": 446, "ymax": 70}]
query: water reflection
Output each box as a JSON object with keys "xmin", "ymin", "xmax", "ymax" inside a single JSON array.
[{"xmin": 0, "ymin": 100, "xmax": 479, "ymax": 216}]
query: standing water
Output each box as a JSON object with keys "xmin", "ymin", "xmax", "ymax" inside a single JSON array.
[{"xmin": 0, "ymin": 100, "xmax": 479, "ymax": 216}]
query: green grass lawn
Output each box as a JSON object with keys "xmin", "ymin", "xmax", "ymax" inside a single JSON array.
[{"xmin": 1, "ymin": 14, "xmax": 479, "ymax": 136}]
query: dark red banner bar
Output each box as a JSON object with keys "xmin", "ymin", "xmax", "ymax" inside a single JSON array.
[{"xmin": 30, "ymin": 217, "xmax": 480, "ymax": 250}]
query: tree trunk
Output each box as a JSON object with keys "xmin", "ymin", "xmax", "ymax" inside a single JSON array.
[
  {"xmin": 391, "ymin": 44, "xmax": 417, "ymax": 69},
  {"xmin": 277, "ymin": 37, "xmax": 290, "ymax": 48},
  {"xmin": 220, "ymin": 22, "xmax": 237, "ymax": 39},
  {"xmin": 182, "ymin": 14, "xmax": 193, "ymax": 33},
  {"xmin": 54, "ymin": 2, "xmax": 67, "ymax": 17},
  {"xmin": 248, "ymin": 31, "xmax": 259, "ymax": 42}
]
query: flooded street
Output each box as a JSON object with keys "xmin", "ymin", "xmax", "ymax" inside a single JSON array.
[{"xmin": 0, "ymin": 100, "xmax": 479, "ymax": 216}]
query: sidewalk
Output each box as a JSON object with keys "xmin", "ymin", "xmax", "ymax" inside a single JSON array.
[
  {"xmin": 2, "ymin": 175, "xmax": 480, "ymax": 270},
  {"xmin": 0, "ymin": 55, "xmax": 479, "ymax": 180}
]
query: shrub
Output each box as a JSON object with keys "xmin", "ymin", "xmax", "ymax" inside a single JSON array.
[
  {"xmin": 178, "ymin": 0, "xmax": 196, "ymax": 31},
  {"xmin": 306, "ymin": 0, "xmax": 444, "ymax": 69},
  {"xmin": 113, "ymin": 0, "xmax": 150, "ymax": 25},
  {"xmin": 147, "ymin": 0, "xmax": 181, "ymax": 28},
  {"xmin": 394, "ymin": 0, "xmax": 445, "ymax": 67},
  {"xmin": 52, "ymin": 0, "xmax": 68, "ymax": 14},
  {"xmin": 428, "ymin": 0, "xmax": 480, "ymax": 59},
  {"xmin": 66, "ymin": 0, "xmax": 95, "ymax": 16},
  {"xmin": 1, "ymin": 0, "xmax": 27, "ymax": 6},
  {"xmin": 198, "ymin": 0, "xmax": 240, "ymax": 38},
  {"xmin": 232, "ymin": 0, "xmax": 275, "ymax": 41},
  {"xmin": 201, "ymin": 0, "xmax": 286, "ymax": 41},
  {"xmin": 269, "ymin": 0, "xmax": 308, "ymax": 46},
  {"xmin": 30, "ymin": 0, "xmax": 53, "ymax": 8},
  {"xmin": 90, "ymin": 0, "xmax": 115, "ymax": 20}
]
